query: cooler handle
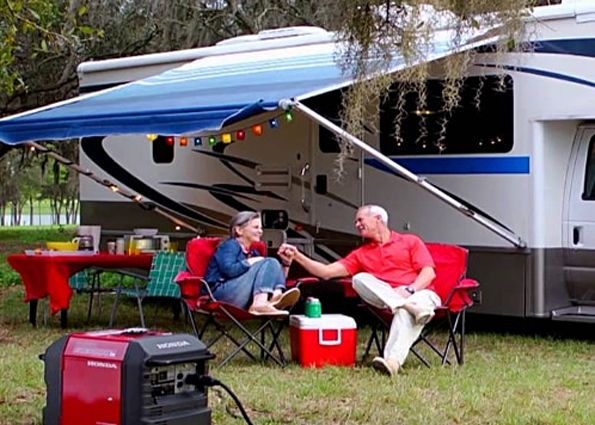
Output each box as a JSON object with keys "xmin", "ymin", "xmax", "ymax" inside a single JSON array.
[{"xmin": 318, "ymin": 328, "xmax": 341, "ymax": 346}]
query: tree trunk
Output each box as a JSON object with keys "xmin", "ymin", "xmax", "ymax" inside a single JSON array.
[{"xmin": 29, "ymin": 195, "xmax": 34, "ymax": 226}]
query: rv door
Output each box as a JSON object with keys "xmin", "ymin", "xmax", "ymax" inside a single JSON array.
[
  {"xmin": 563, "ymin": 125, "xmax": 595, "ymax": 307},
  {"xmin": 310, "ymin": 122, "xmax": 363, "ymax": 236}
]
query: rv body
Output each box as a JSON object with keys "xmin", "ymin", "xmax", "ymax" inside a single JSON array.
[{"xmin": 78, "ymin": 2, "xmax": 595, "ymax": 322}]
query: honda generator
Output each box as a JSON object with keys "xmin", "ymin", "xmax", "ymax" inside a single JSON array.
[{"xmin": 41, "ymin": 328, "xmax": 214, "ymax": 425}]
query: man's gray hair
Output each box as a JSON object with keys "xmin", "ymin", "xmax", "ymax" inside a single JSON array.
[
  {"xmin": 229, "ymin": 211, "xmax": 260, "ymax": 237},
  {"xmin": 361, "ymin": 204, "xmax": 389, "ymax": 225}
]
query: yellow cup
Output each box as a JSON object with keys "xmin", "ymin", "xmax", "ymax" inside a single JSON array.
[{"xmin": 128, "ymin": 240, "xmax": 136, "ymax": 255}]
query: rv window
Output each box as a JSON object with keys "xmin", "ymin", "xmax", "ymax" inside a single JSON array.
[
  {"xmin": 303, "ymin": 90, "xmax": 344, "ymax": 153},
  {"xmin": 379, "ymin": 75, "xmax": 513, "ymax": 155},
  {"xmin": 152, "ymin": 136, "xmax": 175, "ymax": 164},
  {"xmin": 583, "ymin": 136, "xmax": 595, "ymax": 200}
]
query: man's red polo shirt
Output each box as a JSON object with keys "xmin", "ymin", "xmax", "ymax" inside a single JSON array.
[{"xmin": 339, "ymin": 231, "xmax": 435, "ymax": 289}]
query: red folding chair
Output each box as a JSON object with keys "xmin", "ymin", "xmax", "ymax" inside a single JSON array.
[
  {"xmin": 362, "ymin": 243, "xmax": 480, "ymax": 366},
  {"xmin": 175, "ymin": 237, "xmax": 287, "ymax": 367}
]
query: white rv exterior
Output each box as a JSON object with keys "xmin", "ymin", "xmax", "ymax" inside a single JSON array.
[{"xmin": 77, "ymin": 1, "xmax": 595, "ymax": 322}]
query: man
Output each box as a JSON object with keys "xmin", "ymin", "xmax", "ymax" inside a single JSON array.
[{"xmin": 278, "ymin": 204, "xmax": 440, "ymax": 377}]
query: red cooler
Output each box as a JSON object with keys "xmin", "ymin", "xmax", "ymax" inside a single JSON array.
[{"xmin": 289, "ymin": 314, "xmax": 357, "ymax": 367}]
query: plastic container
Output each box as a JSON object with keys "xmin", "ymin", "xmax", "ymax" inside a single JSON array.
[
  {"xmin": 116, "ymin": 238, "xmax": 125, "ymax": 255},
  {"xmin": 304, "ymin": 297, "xmax": 322, "ymax": 318},
  {"xmin": 46, "ymin": 241, "xmax": 79, "ymax": 251},
  {"xmin": 289, "ymin": 314, "xmax": 357, "ymax": 368}
]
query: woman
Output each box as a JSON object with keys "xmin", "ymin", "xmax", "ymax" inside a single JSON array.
[{"xmin": 204, "ymin": 211, "xmax": 300, "ymax": 316}]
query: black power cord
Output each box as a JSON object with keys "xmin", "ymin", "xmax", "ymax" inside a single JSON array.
[{"xmin": 186, "ymin": 374, "xmax": 254, "ymax": 425}]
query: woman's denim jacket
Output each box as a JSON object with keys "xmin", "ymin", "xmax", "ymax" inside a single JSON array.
[{"xmin": 204, "ymin": 238, "xmax": 259, "ymax": 286}]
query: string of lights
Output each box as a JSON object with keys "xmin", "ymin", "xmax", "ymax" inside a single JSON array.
[
  {"xmin": 145, "ymin": 110, "xmax": 294, "ymax": 147},
  {"xmin": 25, "ymin": 141, "xmax": 198, "ymax": 233}
]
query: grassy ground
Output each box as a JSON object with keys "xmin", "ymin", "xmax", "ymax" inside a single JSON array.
[
  {"xmin": 0, "ymin": 225, "xmax": 76, "ymax": 287},
  {"xmin": 0, "ymin": 226, "xmax": 594, "ymax": 424}
]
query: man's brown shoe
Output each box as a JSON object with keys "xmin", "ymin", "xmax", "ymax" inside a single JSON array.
[{"xmin": 372, "ymin": 356, "xmax": 400, "ymax": 377}]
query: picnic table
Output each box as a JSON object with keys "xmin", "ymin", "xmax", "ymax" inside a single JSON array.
[{"xmin": 7, "ymin": 253, "xmax": 153, "ymax": 327}]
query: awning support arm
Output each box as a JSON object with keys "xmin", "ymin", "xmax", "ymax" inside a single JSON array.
[
  {"xmin": 26, "ymin": 141, "xmax": 198, "ymax": 233},
  {"xmin": 283, "ymin": 99, "xmax": 527, "ymax": 249}
]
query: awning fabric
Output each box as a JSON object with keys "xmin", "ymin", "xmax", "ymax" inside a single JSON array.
[{"xmin": 0, "ymin": 30, "xmax": 496, "ymax": 145}]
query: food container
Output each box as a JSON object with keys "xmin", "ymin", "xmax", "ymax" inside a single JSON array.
[
  {"xmin": 46, "ymin": 241, "xmax": 79, "ymax": 251},
  {"xmin": 289, "ymin": 314, "xmax": 357, "ymax": 368}
]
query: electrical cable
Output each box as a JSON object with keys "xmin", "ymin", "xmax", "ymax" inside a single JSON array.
[{"xmin": 187, "ymin": 374, "xmax": 254, "ymax": 425}]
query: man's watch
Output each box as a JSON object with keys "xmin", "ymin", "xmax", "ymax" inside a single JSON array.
[{"xmin": 404, "ymin": 286, "xmax": 416, "ymax": 294}]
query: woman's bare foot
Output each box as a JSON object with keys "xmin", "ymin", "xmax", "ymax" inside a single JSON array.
[{"xmin": 248, "ymin": 303, "xmax": 289, "ymax": 316}]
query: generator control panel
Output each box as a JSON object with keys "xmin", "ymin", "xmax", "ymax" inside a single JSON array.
[{"xmin": 147, "ymin": 362, "xmax": 198, "ymax": 396}]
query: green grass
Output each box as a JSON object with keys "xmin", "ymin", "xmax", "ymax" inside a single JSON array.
[
  {"xmin": 0, "ymin": 225, "xmax": 76, "ymax": 287},
  {"xmin": 0, "ymin": 227, "xmax": 594, "ymax": 424}
]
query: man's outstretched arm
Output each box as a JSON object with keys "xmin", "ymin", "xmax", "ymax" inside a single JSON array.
[{"xmin": 279, "ymin": 243, "xmax": 348, "ymax": 280}]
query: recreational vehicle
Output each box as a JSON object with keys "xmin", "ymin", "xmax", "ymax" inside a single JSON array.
[{"xmin": 3, "ymin": 1, "xmax": 594, "ymax": 323}]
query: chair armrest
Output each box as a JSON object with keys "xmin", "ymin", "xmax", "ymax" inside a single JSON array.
[
  {"xmin": 175, "ymin": 271, "xmax": 208, "ymax": 299},
  {"xmin": 288, "ymin": 277, "xmax": 321, "ymax": 288},
  {"xmin": 456, "ymin": 278, "xmax": 480, "ymax": 290},
  {"xmin": 289, "ymin": 276, "xmax": 358, "ymax": 298}
]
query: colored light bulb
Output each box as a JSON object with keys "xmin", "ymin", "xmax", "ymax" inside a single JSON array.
[
  {"xmin": 251, "ymin": 124, "xmax": 263, "ymax": 136},
  {"xmin": 284, "ymin": 111, "xmax": 294, "ymax": 122},
  {"xmin": 146, "ymin": 134, "xmax": 158, "ymax": 141},
  {"xmin": 179, "ymin": 137, "xmax": 188, "ymax": 147},
  {"xmin": 269, "ymin": 118, "xmax": 279, "ymax": 128},
  {"xmin": 236, "ymin": 130, "xmax": 246, "ymax": 141},
  {"xmin": 222, "ymin": 133, "xmax": 232, "ymax": 144},
  {"xmin": 208, "ymin": 136, "xmax": 217, "ymax": 145},
  {"xmin": 193, "ymin": 137, "xmax": 202, "ymax": 146},
  {"xmin": 165, "ymin": 136, "xmax": 174, "ymax": 146}
]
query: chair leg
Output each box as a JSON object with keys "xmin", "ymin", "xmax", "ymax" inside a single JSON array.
[
  {"xmin": 183, "ymin": 302, "xmax": 201, "ymax": 338},
  {"xmin": 198, "ymin": 316, "xmax": 213, "ymax": 340},
  {"xmin": 410, "ymin": 344, "xmax": 431, "ymax": 368},
  {"xmin": 260, "ymin": 320, "xmax": 286, "ymax": 364},
  {"xmin": 86, "ymin": 292, "xmax": 94, "ymax": 323},
  {"xmin": 198, "ymin": 314, "xmax": 255, "ymax": 361},
  {"xmin": 362, "ymin": 325, "xmax": 384, "ymax": 362},
  {"xmin": 137, "ymin": 297, "xmax": 146, "ymax": 328},
  {"xmin": 215, "ymin": 307, "xmax": 285, "ymax": 367},
  {"xmin": 459, "ymin": 310, "xmax": 466, "ymax": 365},
  {"xmin": 443, "ymin": 312, "xmax": 462, "ymax": 366},
  {"xmin": 109, "ymin": 288, "xmax": 121, "ymax": 327}
]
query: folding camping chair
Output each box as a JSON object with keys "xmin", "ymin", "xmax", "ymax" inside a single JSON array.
[
  {"xmin": 175, "ymin": 237, "xmax": 287, "ymax": 367},
  {"xmin": 69, "ymin": 268, "xmax": 111, "ymax": 322},
  {"xmin": 362, "ymin": 243, "xmax": 480, "ymax": 366},
  {"xmin": 109, "ymin": 251, "xmax": 186, "ymax": 328}
]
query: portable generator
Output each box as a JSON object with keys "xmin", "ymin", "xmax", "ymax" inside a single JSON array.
[{"xmin": 41, "ymin": 328, "xmax": 214, "ymax": 425}]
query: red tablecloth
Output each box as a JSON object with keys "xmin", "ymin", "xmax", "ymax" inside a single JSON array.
[{"xmin": 7, "ymin": 253, "xmax": 153, "ymax": 314}]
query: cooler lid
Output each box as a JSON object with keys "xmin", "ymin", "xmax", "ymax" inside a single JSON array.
[{"xmin": 289, "ymin": 314, "xmax": 357, "ymax": 330}]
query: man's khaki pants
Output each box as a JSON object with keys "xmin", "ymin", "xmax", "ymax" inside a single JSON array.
[{"xmin": 352, "ymin": 272, "xmax": 440, "ymax": 365}]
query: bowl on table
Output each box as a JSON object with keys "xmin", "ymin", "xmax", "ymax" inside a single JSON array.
[{"xmin": 46, "ymin": 241, "xmax": 79, "ymax": 251}]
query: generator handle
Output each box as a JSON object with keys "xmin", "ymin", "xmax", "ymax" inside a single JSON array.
[{"xmin": 146, "ymin": 353, "xmax": 215, "ymax": 366}]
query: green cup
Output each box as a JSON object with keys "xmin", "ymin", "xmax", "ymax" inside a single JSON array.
[{"xmin": 304, "ymin": 297, "xmax": 322, "ymax": 318}]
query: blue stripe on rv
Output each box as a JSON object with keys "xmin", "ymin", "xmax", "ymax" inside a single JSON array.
[
  {"xmin": 532, "ymin": 38, "xmax": 595, "ymax": 58},
  {"xmin": 365, "ymin": 156, "xmax": 530, "ymax": 175}
]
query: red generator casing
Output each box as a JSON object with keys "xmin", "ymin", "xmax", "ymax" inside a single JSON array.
[
  {"xmin": 41, "ymin": 328, "xmax": 214, "ymax": 425},
  {"xmin": 289, "ymin": 314, "xmax": 357, "ymax": 368}
]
